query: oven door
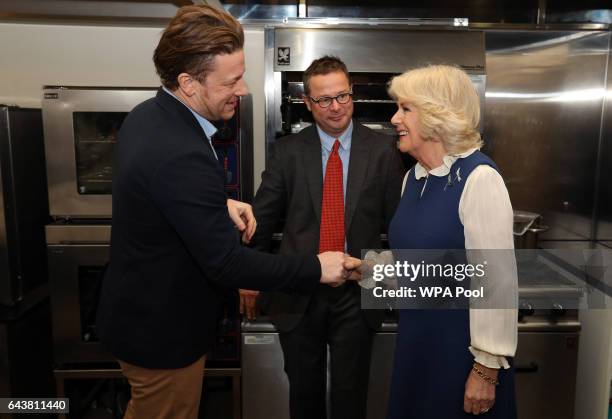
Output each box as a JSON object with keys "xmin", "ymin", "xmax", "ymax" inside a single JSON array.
[
  {"xmin": 47, "ymin": 222, "xmax": 114, "ymax": 364},
  {"xmin": 42, "ymin": 87, "xmax": 157, "ymax": 218},
  {"xmin": 514, "ymin": 322, "xmax": 580, "ymax": 419}
]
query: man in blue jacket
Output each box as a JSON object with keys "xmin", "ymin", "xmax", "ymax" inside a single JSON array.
[{"xmin": 96, "ymin": 6, "xmax": 359, "ymax": 419}]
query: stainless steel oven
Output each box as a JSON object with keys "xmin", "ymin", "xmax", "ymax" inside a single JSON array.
[
  {"xmin": 242, "ymin": 252, "xmax": 583, "ymax": 419},
  {"xmin": 265, "ymin": 25, "xmax": 486, "ymax": 162},
  {"xmin": 42, "ymin": 87, "xmax": 157, "ymax": 219},
  {"xmin": 47, "ymin": 222, "xmax": 241, "ymax": 366},
  {"xmin": 42, "ymin": 86, "xmax": 253, "ymax": 219},
  {"xmin": 43, "ymin": 87, "xmax": 253, "ymax": 366},
  {"xmin": 241, "ymin": 318, "xmax": 397, "ymax": 419}
]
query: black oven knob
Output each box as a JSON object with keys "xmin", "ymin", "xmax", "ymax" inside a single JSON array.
[
  {"xmin": 518, "ymin": 302, "xmax": 534, "ymax": 320},
  {"xmin": 550, "ymin": 303, "xmax": 566, "ymax": 318}
]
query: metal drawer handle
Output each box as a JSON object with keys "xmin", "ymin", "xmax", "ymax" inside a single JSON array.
[
  {"xmin": 526, "ymin": 225, "xmax": 549, "ymax": 234},
  {"xmin": 514, "ymin": 362, "xmax": 539, "ymax": 373}
]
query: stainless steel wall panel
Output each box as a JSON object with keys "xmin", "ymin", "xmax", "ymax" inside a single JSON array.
[
  {"xmin": 483, "ymin": 30, "xmax": 610, "ymax": 241},
  {"xmin": 595, "ymin": 32, "xmax": 612, "ymax": 241},
  {"xmin": 273, "ymin": 28, "xmax": 485, "ymax": 73},
  {"xmin": 0, "ymin": 107, "xmax": 48, "ymax": 307},
  {"xmin": 264, "ymin": 28, "xmax": 282, "ymax": 161},
  {"xmin": 0, "ymin": 108, "xmax": 10, "ymax": 306}
]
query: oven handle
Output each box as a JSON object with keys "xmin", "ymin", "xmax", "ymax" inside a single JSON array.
[
  {"xmin": 514, "ymin": 362, "xmax": 539, "ymax": 373},
  {"xmin": 517, "ymin": 321, "xmax": 580, "ymax": 332}
]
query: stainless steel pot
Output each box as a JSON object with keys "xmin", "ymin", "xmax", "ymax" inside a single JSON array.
[{"xmin": 513, "ymin": 210, "xmax": 549, "ymax": 249}]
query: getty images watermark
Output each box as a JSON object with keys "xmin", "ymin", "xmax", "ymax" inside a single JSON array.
[
  {"xmin": 359, "ymin": 249, "xmax": 612, "ymax": 310},
  {"xmin": 371, "ymin": 259, "xmax": 488, "ymax": 298}
]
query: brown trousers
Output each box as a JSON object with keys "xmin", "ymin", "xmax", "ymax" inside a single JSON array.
[{"xmin": 119, "ymin": 355, "xmax": 206, "ymax": 419}]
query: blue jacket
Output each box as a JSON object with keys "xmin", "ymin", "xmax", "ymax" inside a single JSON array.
[{"xmin": 97, "ymin": 88, "xmax": 320, "ymax": 369}]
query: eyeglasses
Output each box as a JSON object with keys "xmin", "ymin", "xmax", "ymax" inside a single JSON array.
[{"xmin": 308, "ymin": 91, "xmax": 353, "ymax": 108}]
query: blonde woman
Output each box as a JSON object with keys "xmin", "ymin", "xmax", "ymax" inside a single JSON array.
[{"xmin": 384, "ymin": 65, "xmax": 517, "ymax": 418}]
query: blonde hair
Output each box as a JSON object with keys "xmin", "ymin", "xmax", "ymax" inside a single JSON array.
[{"xmin": 388, "ymin": 65, "xmax": 482, "ymax": 155}]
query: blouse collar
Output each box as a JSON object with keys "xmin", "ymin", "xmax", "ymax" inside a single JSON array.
[{"xmin": 414, "ymin": 147, "xmax": 479, "ymax": 180}]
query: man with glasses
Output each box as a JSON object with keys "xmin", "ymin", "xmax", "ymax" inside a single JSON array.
[{"xmin": 241, "ymin": 56, "xmax": 404, "ymax": 419}]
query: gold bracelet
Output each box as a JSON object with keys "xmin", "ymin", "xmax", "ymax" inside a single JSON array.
[{"xmin": 472, "ymin": 363, "xmax": 499, "ymax": 386}]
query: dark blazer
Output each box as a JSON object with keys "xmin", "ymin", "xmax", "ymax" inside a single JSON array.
[
  {"xmin": 96, "ymin": 88, "xmax": 321, "ymax": 369},
  {"xmin": 252, "ymin": 122, "xmax": 405, "ymax": 331}
]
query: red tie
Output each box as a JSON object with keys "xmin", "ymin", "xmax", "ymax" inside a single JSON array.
[{"xmin": 319, "ymin": 139, "xmax": 345, "ymax": 253}]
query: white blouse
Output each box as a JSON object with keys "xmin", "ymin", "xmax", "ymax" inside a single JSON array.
[{"xmin": 406, "ymin": 148, "xmax": 518, "ymax": 369}]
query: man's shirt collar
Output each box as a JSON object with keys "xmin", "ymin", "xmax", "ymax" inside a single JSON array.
[
  {"xmin": 316, "ymin": 120, "xmax": 353, "ymax": 152},
  {"xmin": 162, "ymin": 86, "xmax": 218, "ymax": 140}
]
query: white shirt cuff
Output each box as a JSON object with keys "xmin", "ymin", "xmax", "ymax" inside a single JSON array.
[{"xmin": 469, "ymin": 346, "xmax": 510, "ymax": 369}]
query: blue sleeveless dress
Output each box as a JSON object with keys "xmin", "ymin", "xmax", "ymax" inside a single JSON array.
[{"xmin": 386, "ymin": 151, "xmax": 516, "ymax": 419}]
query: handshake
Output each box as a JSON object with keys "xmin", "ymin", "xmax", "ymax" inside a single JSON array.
[{"xmin": 317, "ymin": 252, "xmax": 363, "ymax": 286}]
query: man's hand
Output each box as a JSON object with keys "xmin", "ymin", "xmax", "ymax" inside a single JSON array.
[
  {"xmin": 226, "ymin": 199, "xmax": 257, "ymax": 243},
  {"xmin": 343, "ymin": 256, "xmax": 362, "ymax": 281},
  {"xmin": 318, "ymin": 252, "xmax": 346, "ymax": 286},
  {"xmin": 239, "ymin": 289, "xmax": 259, "ymax": 321},
  {"xmin": 317, "ymin": 252, "xmax": 365, "ymax": 286}
]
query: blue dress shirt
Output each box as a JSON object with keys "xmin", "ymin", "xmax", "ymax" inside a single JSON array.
[{"xmin": 162, "ymin": 86, "xmax": 218, "ymax": 160}]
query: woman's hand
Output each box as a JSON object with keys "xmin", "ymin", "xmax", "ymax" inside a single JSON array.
[{"xmin": 464, "ymin": 363, "xmax": 498, "ymax": 415}]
